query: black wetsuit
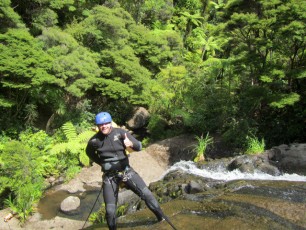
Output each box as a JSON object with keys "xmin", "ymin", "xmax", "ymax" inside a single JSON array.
[{"xmin": 86, "ymin": 128, "xmax": 164, "ymax": 230}]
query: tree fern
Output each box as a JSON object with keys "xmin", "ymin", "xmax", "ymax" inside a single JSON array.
[
  {"xmin": 77, "ymin": 130, "xmax": 95, "ymax": 143},
  {"xmin": 50, "ymin": 122, "xmax": 94, "ymax": 167}
]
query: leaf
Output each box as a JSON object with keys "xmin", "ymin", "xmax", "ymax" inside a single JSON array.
[
  {"xmin": 77, "ymin": 130, "xmax": 95, "ymax": 143},
  {"xmin": 62, "ymin": 121, "xmax": 77, "ymax": 141}
]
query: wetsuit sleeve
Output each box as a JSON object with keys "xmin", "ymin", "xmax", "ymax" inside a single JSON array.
[
  {"xmin": 125, "ymin": 131, "xmax": 142, "ymax": 151},
  {"xmin": 86, "ymin": 139, "xmax": 101, "ymax": 165}
]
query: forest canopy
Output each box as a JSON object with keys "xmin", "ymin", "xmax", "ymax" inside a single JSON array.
[{"xmin": 0, "ymin": 0, "xmax": 305, "ymax": 147}]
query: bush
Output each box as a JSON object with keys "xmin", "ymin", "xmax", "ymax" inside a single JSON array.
[
  {"xmin": 1, "ymin": 140, "xmax": 44, "ymax": 222},
  {"xmin": 5, "ymin": 182, "xmax": 43, "ymax": 223}
]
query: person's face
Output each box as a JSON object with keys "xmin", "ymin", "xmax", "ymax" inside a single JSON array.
[{"xmin": 97, "ymin": 122, "xmax": 112, "ymax": 135}]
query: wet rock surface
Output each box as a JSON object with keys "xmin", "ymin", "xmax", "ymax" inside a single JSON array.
[{"xmin": 86, "ymin": 179, "xmax": 306, "ymax": 230}]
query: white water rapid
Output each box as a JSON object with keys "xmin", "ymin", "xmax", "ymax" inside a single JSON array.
[{"xmin": 164, "ymin": 160, "xmax": 306, "ymax": 182}]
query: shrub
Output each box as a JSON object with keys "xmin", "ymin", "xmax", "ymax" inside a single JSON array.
[
  {"xmin": 1, "ymin": 140, "xmax": 44, "ymax": 222},
  {"xmin": 5, "ymin": 182, "xmax": 43, "ymax": 223}
]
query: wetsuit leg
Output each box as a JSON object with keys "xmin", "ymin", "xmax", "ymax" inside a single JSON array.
[
  {"xmin": 124, "ymin": 168, "xmax": 165, "ymax": 221},
  {"xmin": 103, "ymin": 174, "xmax": 120, "ymax": 230}
]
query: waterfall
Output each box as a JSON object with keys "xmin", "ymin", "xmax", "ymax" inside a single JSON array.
[{"xmin": 164, "ymin": 160, "xmax": 306, "ymax": 182}]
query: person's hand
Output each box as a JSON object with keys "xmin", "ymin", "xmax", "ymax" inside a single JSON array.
[{"xmin": 124, "ymin": 133, "xmax": 133, "ymax": 148}]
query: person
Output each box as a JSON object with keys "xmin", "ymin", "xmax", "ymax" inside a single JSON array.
[{"xmin": 86, "ymin": 112, "xmax": 165, "ymax": 230}]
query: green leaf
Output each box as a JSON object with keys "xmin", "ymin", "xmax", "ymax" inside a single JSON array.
[{"xmin": 62, "ymin": 121, "xmax": 78, "ymax": 141}]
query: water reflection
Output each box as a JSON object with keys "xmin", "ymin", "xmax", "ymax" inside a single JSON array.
[{"xmin": 37, "ymin": 188, "xmax": 102, "ymax": 220}]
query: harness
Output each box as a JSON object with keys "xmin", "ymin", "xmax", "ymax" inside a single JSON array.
[{"xmin": 104, "ymin": 166, "xmax": 134, "ymax": 188}]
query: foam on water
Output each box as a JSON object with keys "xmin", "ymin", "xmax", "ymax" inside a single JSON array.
[{"xmin": 164, "ymin": 161, "xmax": 306, "ymax": 182}]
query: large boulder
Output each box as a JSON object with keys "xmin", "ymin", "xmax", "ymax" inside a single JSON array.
[
  {"xmin": 267, "ymin": 143, "xmax": 306, "ymax": 175},
  {"xmin": 126, "ymin": 107, "xmax": 150, "ymax": 130},
  {"xmin": 145, "ymin": 135, "xmax": 197, "ymax": 168}
]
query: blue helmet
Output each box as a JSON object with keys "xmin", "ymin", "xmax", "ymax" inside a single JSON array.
[{"xmin": 95, "ymin": 112, "xmax": 112, "ymax": 125}]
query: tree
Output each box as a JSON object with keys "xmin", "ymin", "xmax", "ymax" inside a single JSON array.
[
  {"xmin": 0, "ymin": 28, "xmax": 60, "ymax": 129},
  {"xmin": 0, "ymin": 0, "xmax": 26, "ymax": 32}
]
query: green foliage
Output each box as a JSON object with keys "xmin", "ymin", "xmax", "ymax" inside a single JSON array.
[
  {"xmin": 98, "ymin": 46, "xmax": 151, "ymax": 104},
  {"xmin": 32, "ymin": 8, "xmax": 58, "ymax": 31},
  {"xmin": 64, "ymin": 165, "xmax": 81, "ymax": 182},
  {"xmin": 50, "ymin": 121, "xmax": 94, "ymax": 167},
  {"xmin": 89, "ymin": 204, "xmax": 106, "ymax": 224},
  {"xmin": 145, "ymin": 65, "xmax": 191, "ymax": 128},
  {"xmin": 0, "ymin": 0, "xmax": 305, "ymax": 163},
  {"xmin": 0, "ymin": 28, "xmax": 57, "ymax": 109},
  {"xmin": 222, "ymin": 119, "xmax": 255, "ymax": 149},
  {"xmin": 0, "ymin": 0, "xmax": 25, "ymax": 31},
  {"xmin": 269, "ymin": 93, "xmax": 300, "ymax": 108},
  {"xmin": 89, "ymin": 203, "xmax": 128, "ymax": 224},
  {"xmin": 1, "ymin": 140, "xmax": 41, "ymax": 186},
  {"xmin": 1, "ymin": 140, "xmax": 44, "ymax": 222},
  {"xmin": 18, "ymin": 129, "xmax": 59, "ymax": 176},
  {"xmin": 193, "ymin": 133, "xmax": 213, "ymax": 162},
  {"xmin": 147, "ymin": 114, "xmax": 168, "ymax": 140},
  {"xmin": 4, "ymin": 182, "xmax": 43, "ymax": 223},
  {"xmin": 39, "ymin": 27, "xmax": 102, "ymax": 98},
  {"xmin": 245, "ymin": 135, "xmax": 265, "ymax": 155}
]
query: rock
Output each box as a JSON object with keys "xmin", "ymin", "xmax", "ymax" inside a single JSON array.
[
  {"xmin": 117, "ymin": 189, "xmax": 141, "ymax": 214},
  {"xmin": 186, "ymin": 180, "xmax": 203, "ymax": 194},
  {"xmin": 126, "ymin": 107, "xmax": 150, "ymax": 130},
  {"xmin": 267, "ymin": 143, "xmax": 306, "ymax": 174},
  {"xmin": 67, "ymin": 180, "xmax": 85, "ymax": 194},
  {"xmin": 60, "ymin": 196, "xmax": 80, "ymax": 215},
  {"xmin": 146, "ymin": 135, "xmax": 197, "ymax": 167},
  {"xmin": 57, "ymin": 163, "xmax": 102, "ymax": 192},
  {"xmin": 257, "ymin": 163, "xmax": 280, "ymax": 176},
  {"xmin": 227, "ymin": 155, "xmax": 280, "ymax": 175},
  {"xmin": 228, "ymin": 155, "xmax": 255, "ymax": 173}
]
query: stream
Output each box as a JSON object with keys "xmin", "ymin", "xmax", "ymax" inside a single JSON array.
[
  {"xmin": 36, "ymin": 160, "xmax": 306, "ymax": 230},
  {"xmin": 167, "ymin": 160, "xmax": 306, "ymax": 182}
]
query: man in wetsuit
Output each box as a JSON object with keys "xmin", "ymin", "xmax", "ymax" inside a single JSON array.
[{"xmin": 86, "ymin": 112, "xmax": 165, "ymax": 230}]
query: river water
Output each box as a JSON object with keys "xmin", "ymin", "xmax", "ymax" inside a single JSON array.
[{"xmin": 166, "ymin": 160, "xmax": 306, "ymax": 182}]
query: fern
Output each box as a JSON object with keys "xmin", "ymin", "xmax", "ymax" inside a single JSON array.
[
  {"xmin": 77, "ymin": 130, "xmax": 95, "ymax": 143},
  {"xmin": 50, "ymin": 121, "xmax": 93, "ymax": 168},
  {"xmin": 62, "ymin": 121, "xmax": 78, "ymax": 141},
  {"xmin": 49, "ymin": 142, "xmax": 69, "ymax": 155},
  {"xmin": 79, "ymin": 151, "xmax": 90, "ymax": 166}
]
